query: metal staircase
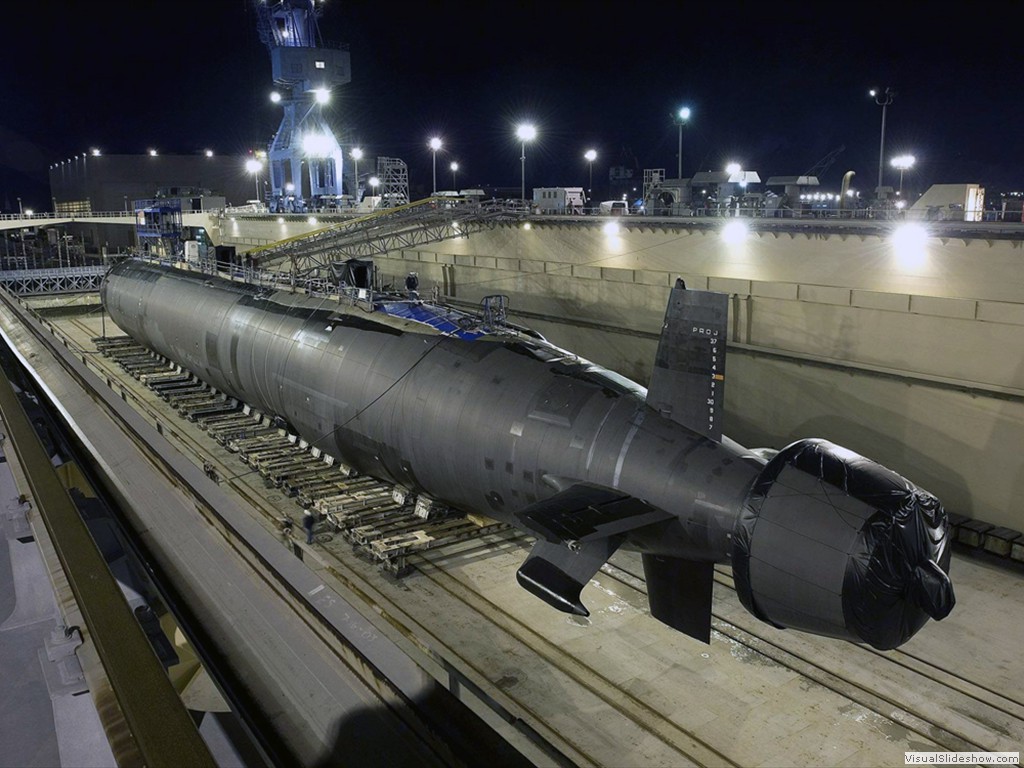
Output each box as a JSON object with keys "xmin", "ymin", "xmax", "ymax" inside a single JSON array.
[{"xmin": 248, "ymin": 197, "xmax": 528, "ymax": 276}]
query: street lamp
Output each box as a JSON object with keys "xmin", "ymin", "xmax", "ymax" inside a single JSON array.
[
  {"xmin": 516, "ymin": 123, "xmax": 537, "ymax": 202},
  {"xmin": 245, "ymin": 158, "xmax": 263, "ymax": 202},
  {"xmin": 584, "ymin": 149, "xmax": 597, "ymax": 195},
  {"xmin": 891, "ymin": 154, "xmax": 915, "ymax": 196},
  {"xmin": 870, "ymin": 87, "xmax": 896, "ymax": 194},
  {"xmin": 429, "ymin": 137, "xmax": 442, "ymax": 194},
  {"xmin": 369, "ymin": 176, "xmax": 380, "ymax": 207},
  {"xmin": 450, "ymin": 161, "xmax": 459, "ymax": 190},
  {"xmin": 17, "ymin": 197, "xmax": 22, "ymax": 216},
  {"xmin": 673, "ymin": 106, "xmax": 691, "ymax": 179},
  {"xmin": 351, "ymin": 147, "xmax": 363, "ymax": 197}
]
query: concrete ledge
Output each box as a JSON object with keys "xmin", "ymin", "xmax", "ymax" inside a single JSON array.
[
  {"xmin": 708, "ymin": 277, "xmax": 751, "ymax": 295},
  {"xmin": 852, "ymin": 290, "xmax": 911, "ymax": 312},
  {"xmin": 454, "ymin": 255, "xmax": 474, "ymax": 267},
  {"xmin": 976, "ymin": 300, "xmax": 1024, "ymax": 326},
  {"xmin": 544, "ymin": 262, "xmax": 571, "ymax": 276},
  {"xmin": 798, "ymin": 284, "xmax": 851, "ymax": 306},
  {"xmin": 910, "ymin": 295, "xmax": 976, "ymax": 319},
  {"xmin": 474, "ymin": 256, "xmax": 497, "ymax": 270},
  {"xmin": 436, "ymin": 253, "xmax": 455, "ymax": 266},
  {"xmin": 518, "ymin": 260, "xmax": 545, "ymax": 274},
  {"xmin": 572, "ymin": 265, "xmax": 602, "ymax": 280},
  {"xmin": 752, "ymin": 281, "xmax": 799, "ymax": 300},
  {"xmin": 635, "ymin": 270, "xmax": 671, "ymax": 287},
  {"xmin": 600, "ymin": 267, "xmax": 634, "ymax": 283},
  {"xmin": 495, "ymin": 258, "xmax": 520, "ymax": 272}
]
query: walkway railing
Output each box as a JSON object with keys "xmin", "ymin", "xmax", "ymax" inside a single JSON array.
[{"xmin": 0, "ymin": 265, "xmax": 108, "ymax": 295}]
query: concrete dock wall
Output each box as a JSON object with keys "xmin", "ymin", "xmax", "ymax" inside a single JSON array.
[{"xmin": 372, "ymin": 222, "xmax": 1024, "ymax": 529}]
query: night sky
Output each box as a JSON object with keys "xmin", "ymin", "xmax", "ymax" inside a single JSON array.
[{"xmin": 3, "ymin": 1, "xmax": 1021, "ymax": 211}]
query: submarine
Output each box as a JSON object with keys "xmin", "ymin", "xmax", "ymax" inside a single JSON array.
[{"xmin": 101, "ymin": 260, "xmax": 955, "ymax": 650}]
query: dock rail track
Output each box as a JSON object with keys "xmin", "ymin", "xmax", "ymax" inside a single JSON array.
[{"xmin": 0, "ymin": 291, "xmax": 536, "ymax": 767}]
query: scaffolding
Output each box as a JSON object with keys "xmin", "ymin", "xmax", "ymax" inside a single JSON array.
[{"xmin": 376, "ymin": 157, "xmax": 409, "ymax": 209}]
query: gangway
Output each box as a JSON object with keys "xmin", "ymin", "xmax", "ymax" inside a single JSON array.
[
  {"xmin": 0, "ymin": 265, "xmax": 108, "ymax": 295},
  {"xmin": 247, "ymin": 196, "xmax": 527, "ymax": 276}
]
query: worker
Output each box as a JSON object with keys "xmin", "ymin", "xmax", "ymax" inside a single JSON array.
[
  {"xmin": 405, "ymin": 271, "xmax": 419, "ymax": 299},
  {"xmin": 302, "ymin": 508, "xmax": 315, "ymax": 544}
]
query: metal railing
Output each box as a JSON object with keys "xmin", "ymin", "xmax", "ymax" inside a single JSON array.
[
  {"xmin": 244, "ymin": 196, "xmax": 527, "ymax": 274},
  {"xmin": 0, "ymin": 211, "xmax": 138, "ymax": 222},
  {"xmin": 637, "ymin": 204, "xmax": 1014, "ymax": 223}
]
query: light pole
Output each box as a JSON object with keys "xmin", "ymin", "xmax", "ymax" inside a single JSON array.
[
  {"xmin": 516, "ymin": 123, "xmax": 537, "ymax": 202},
  {"xmin": 891, "ymin": 154, "xmax": 915, "ymax": 197},
  {"xmin": 450, "ymin": 162, "xmax": 459, "ymax": 190},
  {"xmin": 870, "ymin": 87, "xmax": 896, "ymax": 194},
  {"xmin": 350, "ymin": 147, "xmax": 363, "ymax": 198},
  {"xmin": 17, "ymin": 197, "xmax": 22, "ymax": 216},
  {"xmin": 584, "ymin": 149, "xmax": 597, "ymax": 196},
  {"xmin": 429, "ymin": 137, "xmax": 442, "ymax": 194},
  {"xmin": 245, "ymin": 158, "xmax": 263, "ymax": 202},
  {"xmin": 674, "ymin": 106, "xmax": 691, "ymax": 179}
]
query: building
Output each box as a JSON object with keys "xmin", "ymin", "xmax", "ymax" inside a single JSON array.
[{"xmin": 48, "ymin": 153, "xmax": 254, "ymax": 252}]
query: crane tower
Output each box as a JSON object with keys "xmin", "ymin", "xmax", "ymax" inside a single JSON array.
[{"xmin": 255, "ymin": 0, "xmax": 350, "ymax": 212}]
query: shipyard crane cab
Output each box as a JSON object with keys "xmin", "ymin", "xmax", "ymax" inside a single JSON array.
[{"xmin": 255, "ymin": 0, "xmax": 351, "ymax": 212}]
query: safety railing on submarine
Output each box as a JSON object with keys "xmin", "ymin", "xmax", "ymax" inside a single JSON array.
[
  {"xmin": 135, "ymin": 251, "xmax": 409, "ymax": 314},
  {"xmin": 242, "ymin": 196, "xmax": 529, "ymax": 276}
]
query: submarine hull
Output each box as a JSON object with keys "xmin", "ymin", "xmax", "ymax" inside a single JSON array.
[{"xmin": 101, "ymin": 260, "xmax": 954, "ymax": 649}]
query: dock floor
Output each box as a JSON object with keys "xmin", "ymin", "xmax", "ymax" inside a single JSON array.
[{"xmin": 4, "ymin": 302, "xmax": 1021, "ymax": 767}]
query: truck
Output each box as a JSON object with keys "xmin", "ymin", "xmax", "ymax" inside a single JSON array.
[
  {"xmin": 599, "ymin": 200, "xmax": 629, "ymax": 216},
  {"xmin": 533, "ymin": 187, "xmax": 586, "ymax": 214}
]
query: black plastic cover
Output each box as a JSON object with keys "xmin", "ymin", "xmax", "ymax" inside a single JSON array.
[
  {"xmin": 733, "ymin": 438, "xmax": 955, "ymax": 650},
  {"xmin": 642, "ymin": 554, "xmax": 715, "ymax": 644}
]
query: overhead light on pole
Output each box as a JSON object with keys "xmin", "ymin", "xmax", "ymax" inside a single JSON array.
[
  {"xmin": 891, "ymin": 154, "xmax": 916, "ymax": 196},
  {"xmin": 245, "ymin": 158, "xmax": 264, "ymax": 201},
  {"xmin": 870, "ymin": 87, "xmax": 896, "ymax": 195},
  {"xmin": 351, "ymin": 147, "xmax": 363, "ymax": 196},
  {"xmin": 429, "ymin": 137, "xmax": 442, "ymax": 194},
  {"xmin": 584, "ymin": 149, "xmax": 597, "ymax": 195},
  {"xmin": 516, "ymin": 123, "xmax": 537, "ymax": 202},
  {"xmin": 674, "ymin": 106, "xmax": 691, "ymax": 179}
]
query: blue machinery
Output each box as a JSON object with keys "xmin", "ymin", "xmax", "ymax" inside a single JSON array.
[
  {"xmin": 134, "ymin": 198, "xmax": 182, "ymax": 256},
  {"xmin": 255, "ymin": 0, "xmax": 350, "ymax": 212}
]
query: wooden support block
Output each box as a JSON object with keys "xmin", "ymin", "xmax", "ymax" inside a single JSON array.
[
  {"xmin": 957, "ymin": 519, "xmax": 993, "ymax": 548},
  {"xmin": 983, "ymin": 527, "xmax": 1022, "ymax": 557}
]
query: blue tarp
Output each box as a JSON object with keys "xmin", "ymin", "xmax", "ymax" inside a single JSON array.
[{"xmin": 376, "ymin": 301, "xmax": 488, "ymax": 340}]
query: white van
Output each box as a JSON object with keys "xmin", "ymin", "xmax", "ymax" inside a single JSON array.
[{"xmin": 599, "ymin": 200, "xmax": 629, "ymax": 216}]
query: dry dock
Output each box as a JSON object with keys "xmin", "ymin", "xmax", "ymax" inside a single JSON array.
[{"xmin": 3, "ymin": 296, "xmax": 1022, "ymax": 767}]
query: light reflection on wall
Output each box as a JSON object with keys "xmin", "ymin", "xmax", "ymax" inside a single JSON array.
[
  {"xmin": 602, "ymin": 220, "xmax": 623, "ymax": 251},
  {"xmin": 891, "ymin": 223, "xmax": 929, "ymax": 269},
  {"xmin": 721, "ymin": 221, "xmax": 749, "ymax": 245}
]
